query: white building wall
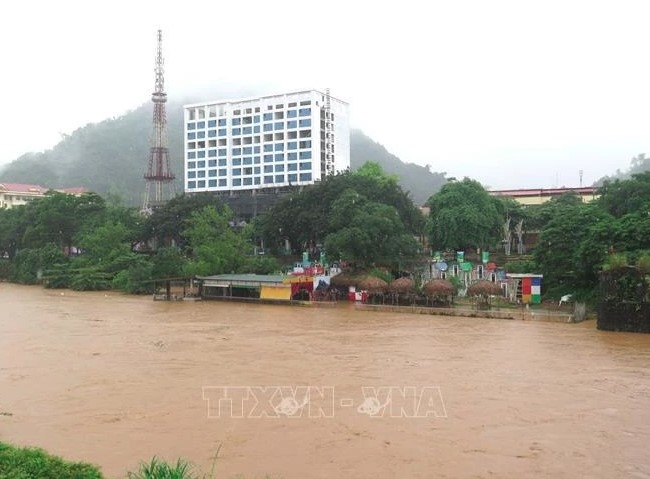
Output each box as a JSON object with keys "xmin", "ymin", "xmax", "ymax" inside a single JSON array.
[{"xmin": 183, "ymin": 90, "xmax": 349, "ymax": 194}]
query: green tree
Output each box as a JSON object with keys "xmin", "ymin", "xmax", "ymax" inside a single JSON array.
[
  {"xmin": 324, "ymin": 192, "xmax": 419, "ymax": 268},
  {"xmin": 183, "ymin": 205, "xmax": 250, "ymax": 276},
  {"xmin": 426, "ymin": 178, "xmax": 503, "ymax": 251}
]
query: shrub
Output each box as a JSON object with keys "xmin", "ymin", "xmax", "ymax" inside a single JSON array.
[
  {"xmin": 0, "ymin": 441, "xmax": 103, "ymax": 479},
  {"xmin": 126, "ymin": 457, "xmax": 200, "ymax": 479}
]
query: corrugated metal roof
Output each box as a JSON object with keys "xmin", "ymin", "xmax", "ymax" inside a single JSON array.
[{"xmin": 197, "ymin": 274, "xmax": 286, "ymax": 284}]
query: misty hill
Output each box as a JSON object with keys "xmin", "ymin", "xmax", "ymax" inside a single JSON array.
[
  {"xmin": 0, "ymin": 99, "xmax": 447, "ymax": 206},
  {"xmin": 596, "ymin": 153, "xmax": 650, "ymax": 185}
]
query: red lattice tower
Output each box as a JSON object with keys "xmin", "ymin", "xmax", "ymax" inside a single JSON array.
[{"xmin": 142, "ymin": 29, "xmax": 175, "ymax": 212}]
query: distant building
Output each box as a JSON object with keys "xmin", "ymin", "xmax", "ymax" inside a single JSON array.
[
  {"xmin": 488, "ymin": 186, "xmax": 598, "ymax": 206},
  {"xmin": 183, "ymin": 89, "xmax": 350, "ymax": 194},
  {"xmin": 0, "ymin": 183, "xmax": 88, "ymax": 209}
]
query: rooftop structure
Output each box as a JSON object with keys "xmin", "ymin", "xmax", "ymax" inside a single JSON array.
[{"xmin": 489, "ymin": 186, "xmax": 599, "ymax": 206}]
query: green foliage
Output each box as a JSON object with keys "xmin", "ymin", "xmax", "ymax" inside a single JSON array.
[
  {"xmin": 127, "ymin": 457, "xmax": 199, "ymax": 479},
  {"xmin": 367, "ymin": 267, "xmax": 394, "ymax": 283},
  {"xmin": 151, "ymin": 247, "xmax": 186, "ymax": 279},
  {"xmin": 0, "ymin": 441, "xmax": 103, "ymax": 479},
  {"xmin": 69, "ymin": 267, "xmax": 112, "ymax": 291},
  {"xmin": 241, "ymin": 256, "xmax": 281, "ymax": 275},
  {"xmin": 426, "ymin": 178, "xmax": 503, "ymax": 251},
  {"xmin": 602, "ymin": 253, "xmax": 628, "ymax": 271},
  {"xmin": 259, "ymin": 164, "xmax": 424, "ymax": 259},
  {"xmin": 504, "ymin": 259, "xmax": 538, "ymax": 274},
  {"xmin": 598, "ymin": 170, "xmax": 650, "ymax": 218},
  {"xmin": 11, "ymin": 243, "xmax": 68, "ymax": 284},
  {"xmin": 183, "ymin": 205, "xmax": 250, "ymax": 276}
]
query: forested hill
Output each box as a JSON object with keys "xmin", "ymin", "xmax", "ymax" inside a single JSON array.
[{"xmin": 0, "ymin": 100, "xmax": 447, "ymax": 206}]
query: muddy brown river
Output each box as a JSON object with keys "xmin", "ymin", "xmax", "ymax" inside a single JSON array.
[{"xmin": 1, "ymin": 284, "xmax": 649, "ymax": 478}]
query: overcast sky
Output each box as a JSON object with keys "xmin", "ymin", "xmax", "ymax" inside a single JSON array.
[{"xmin": 1, "ymin": 0, "xmax": 649, "ymax": 190}]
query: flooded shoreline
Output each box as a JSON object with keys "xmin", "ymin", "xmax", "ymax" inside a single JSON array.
[{"xmin": 1, "ymin": 283, "xmax": 649, "ymax": 478}]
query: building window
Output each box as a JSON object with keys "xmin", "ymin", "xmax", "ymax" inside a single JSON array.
[
  {"xmin": 254, "ymin": 146, "xmax": 260, "ymax": 154},
  {"xmin": 197, "ymin": 170, "xmax": 206, "ymax": 178},
  {"xmin": 264, "ymin": 176, "xmax": 273, "ymax": 184},
  {"xmin": 218, "ymin": 118, "xmax": 226, "ymax": 126},
  {"xmin": 208, "ymin": 120, "xmax": 217, "ymax": 128},
  {"xmin": 232, "ymin": 128, "xmax": 241, "ymax": 135},
  {"xmin": 274, "ymin": 143, "xmax": 284, "ymax": 151},
  {"xmin": 208, "ymin": 179, "xmax": 217, "ymax": 187},
  {"xmin": 287, "ymin": 142, "xmax": 297, "ymax": 150},
  {"xmin": 197, "ymin": 180, "xmax": 205, "ymax": 188},
  {"xmin": 299, "ymin": 108, "xmax": 311, "ymax": 116},
  {"xmin": 208, "ymin": 150, "xmax": 217, "ymax": 158},
  {"xmin": 299, "ymin": 173, "xmax": 312, "ymax": 182},
  {"xmin": 197, "ymin": 152, "xmax": 206, "ymax": 159},
  {"xmin": 188, "ymin": 181, "xmax": 196, "ymax": 188},
  {"xmin": 218, "ymin": 148, "xmax": 227, "ymax": 156},
  {"xmin": 275, "ymin": 174, "xmax": 285, "ymax": 183},
  {"xmin": 299, "ymin": 162, "xmax": 311, "ymax": 170},
  {"xmin": 188, "ymin": 161, "xmax": 196, "ymax": 169},
  {"xmin": 243, "ymin": 177, "xmax": 253, "ymax": 186},
  {"xmin": 264, "ymin": 144, "xmax": 273, "ymax": 152},
  {"xmin": 275, "ymin": 111, "xmax": 284, "ymax": 119},
  {"xmin": 263, "ymin": 154, "xmax": 273, "ymax": 162},
  {"xmin": 264, "ymin": 165, "xmax": 273, "ymax": 173},
  {"xmin": 263, "ymin": 113, "xmax": 273, "ymax": 121},
  {"xmin": 232, "ymin": 147, "xmax": 242, "ymax": 156},
  {"xmin": 218, "ymin": 158, "xmax": 227, "ymax": 166},
  {"xmin": 287, "ymin": 120, "xmax": 297, "ymax": 129},
  {"xmin": 243, "ymin": 167, "xmax": 253, "ymax": 175},
  {"xmin": 208, "ymin": 168, "xmax": 217, "ymax": 176},
  {"xmin": 218, "ymin": 128, "xmax": 226, "ymax": 136},
  {"xmin": 288, "ymin": 162, "xmax": 297, "ymax": 171},
  {"xmin": 287, "ymin": 110, "xmax": 297, "ymax": 118},
  {"xmin": 299, "ymin": 119, "xmax": 311, "ymax": 128},
  {"xmin": 233, "ymin": 179, "xmax": 242, "ymax": 186},
  {"xmin": 187, "ymin": 132, "xmax": 196, "ymax": 140},
  {"xmin": 188, "ymin": 152, "xmax": 196, "ymax": 159},
  {"xmin": 243, "ymin": 156, "xmax": 253, "ymax": 165},
  {"xmin": 188, "ymin": 122, "xmax": 196, "ymax": 130},
  {"xmin": 288, "ymin": 173, "xmax": 298, "ymax": 182},
  {"xmin": 275, "ymin": 153, "xmax": 284, "ymax": 161},
  {"xmin": 299, "ymin": 151, "xmax": 312, "ymax": 160},
  {"xmin": 218, "ymin": 169, "xmax": 227, "ymax": 176},
  {"xmin": 219, "ymin": 179, "xmax": 227, "ymax": 187},
  {"xmin": 197, "ymin": 121, "xmax": 206, "ymax": 129},
  {"xmin": 243, "ymin": 126, "xmax": 252, "ymax": 135},
  {"xmin": 232, "ymin": 118, "xmax": 241, "ymax": 126},
  {"xmin": 254, "ymin": 167, "xmax": 261, "ymax": 174},
  {"xmin": 254, "ymin": 177, "xmax": 261, "ymax": 185},
  {"xmin": 188, "ymin": 171, "xmax": 196, "ymax": 179},
  {"xmin": 275, "ymin": 164, "xmax": 284, "ymax": 172},
  {"xmin": 274, "ymin": 122, "xmax": 284, "ymax": 130},
  {"xmin": 197, "ymin": 160, "xmax": 205, "ymax": 167}
]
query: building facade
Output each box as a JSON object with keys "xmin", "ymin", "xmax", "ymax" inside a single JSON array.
[
  {"xmin": 183, "ymin": 90, "xmax": 349, "ymax": 193},
  {"xmin": 0, "ymin": 183, "xmax": 88, "ymax": 209},
  {"xmin": 488, "ymin": 186, "xmax": 598, "ymax": 206}
]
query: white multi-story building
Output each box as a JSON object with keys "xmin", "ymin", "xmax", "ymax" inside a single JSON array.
[{"xmin": 183, "ymin": 90, "xmax": 349, "ymax": 193}]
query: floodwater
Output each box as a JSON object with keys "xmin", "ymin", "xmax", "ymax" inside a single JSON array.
[{"xmin": 1, "ymin": 284, "xmax": 650, "ymax": 479}]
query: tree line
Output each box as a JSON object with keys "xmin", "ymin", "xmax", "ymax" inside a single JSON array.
[{"xmin": 1, "ymin": 162, "xmax": 650, "ymax": 301}]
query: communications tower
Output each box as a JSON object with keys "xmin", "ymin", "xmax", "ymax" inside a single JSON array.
[{"xmin": 142, "ymin": 29, "xmax": 175, "ymax": 212}]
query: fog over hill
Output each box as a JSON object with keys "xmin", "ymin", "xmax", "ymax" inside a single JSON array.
[{"xmin": 0, "ymin": 96, "xmax": 447, "ymax": 206}]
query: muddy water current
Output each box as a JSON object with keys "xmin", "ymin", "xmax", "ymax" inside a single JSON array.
[{"xmin": 1, "ymin": 284, "xmax": 649, "ymax": 478}]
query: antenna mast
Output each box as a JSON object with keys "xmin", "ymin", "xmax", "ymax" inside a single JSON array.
[{"xmin": 142, "ymin": 29, "xmax": 175, "ymax": 213}]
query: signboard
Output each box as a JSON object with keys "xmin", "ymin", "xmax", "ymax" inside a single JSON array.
[
  {"xmin": 456, "ymin": 251, "xmax": 464, "ymax": 263},
  {"xmin": 482, "ymin": 251, "xmax": 490, "ymax": 264}
]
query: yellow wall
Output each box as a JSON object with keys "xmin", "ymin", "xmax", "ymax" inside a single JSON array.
[{"xmin": 260, "ymin": 285, "xmax": 291, "ymax": 300}]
